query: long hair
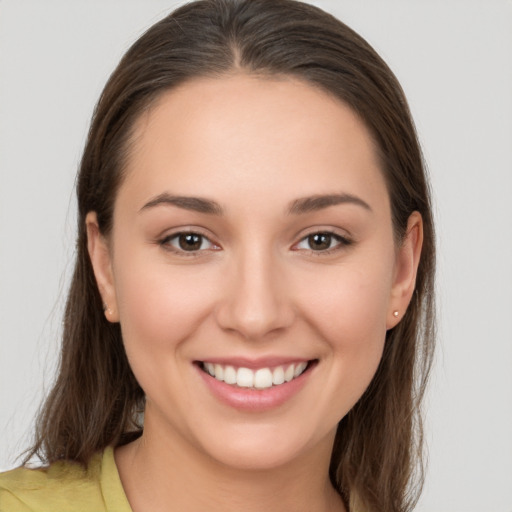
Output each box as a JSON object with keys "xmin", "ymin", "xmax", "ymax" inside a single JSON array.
[{"xmin": 26, "ymin": 1, "xmax": 435, "ymax": 511}]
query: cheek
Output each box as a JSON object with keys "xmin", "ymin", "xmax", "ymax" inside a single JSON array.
[
  {"xmin": 296, "ymin": 251, "xmax": 394, "ymax": 396},
  {"xmin": 112, "ymin": 250, "xmax": 219, "ymax": 356},
  {"xmin": 111, "ymin": 253, "xmax": 223, "ymax": 408},
  {"xmin": 302, "ymin": 261, "xmax": 392, "ymax": 343}
]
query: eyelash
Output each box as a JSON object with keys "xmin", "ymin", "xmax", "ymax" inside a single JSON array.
[
  {"xmin": 293, "ymin": 231, "xmax": 353, "ymax": 255},
  {"xmin": 159, "ymin": 229, "xmax": 352, "ymax": 257},
  {"xmin": 159, "ymin": 231, "xmax": 219, "ymax": 256}
]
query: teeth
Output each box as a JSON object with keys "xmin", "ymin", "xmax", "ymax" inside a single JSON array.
[
  {"xmin": 224, "ymin": 365, "xmax": 237, "ymax": 385},
  {"xmin": 254, "ymin": 368, "xmax": 273, "ymax": 389},
  {"xmin": 237, "ymin": 367, "xmax": 254, "ymax": 388},
  {"xmin": 272, "ymin": 366, "xmax": 285, "ymax": 385},
  {"xmin": 294, "ymin": 362, "xmax": 307, "ymax": 377},
  {"xmin": 205, "ymin": 362, "xmax": 215, "ymax": 376},
  {"xmin": 214, "ymin": 364, "xmax": 224, "ymax": 381},
  {"xmin": 202, "ymin": 361, "xmax": 309, "ymax": 389},
  {"xmin": 284, "ymin": 364, "xmax": 295, "ymax": 382}
]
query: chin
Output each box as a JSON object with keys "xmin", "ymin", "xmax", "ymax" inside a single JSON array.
[{"xmin": 192, "ymin": 422, "xmax": 330, "ymax": 472}]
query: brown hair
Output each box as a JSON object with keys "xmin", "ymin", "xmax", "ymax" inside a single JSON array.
[{"xmin": 26, "ymin": 1, "xmax": 435, "ymax": 511}]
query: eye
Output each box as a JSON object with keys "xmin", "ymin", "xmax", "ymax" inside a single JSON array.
[
  {"xmin": 295, "ymin": 232, "xmax": 350, "ymax": 252},
  {"xmin": 161, "ymin": 232, "xmax": 217, "ymax": 253}
]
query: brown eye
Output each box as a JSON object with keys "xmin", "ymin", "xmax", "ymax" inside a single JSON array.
[
  {"xmin": 307, "ymin": 233, "xmax": 333, "ymax": 251},
  {"xmin": 294, "ymin": 231, "xmax": 351, "ymax": 253},
  {"xmin": 161, "ymin": 232, "xmax": 216, "ymax": 253},
  {"xmin": 178, "ymin": 233, "xmax": 203, "ymax": 251}
]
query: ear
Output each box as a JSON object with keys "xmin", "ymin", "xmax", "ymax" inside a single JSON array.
[
  {"xmin": 85, "ymin": 212, "xmax": 119, "ymax": 322},
  {"xmin": 387, "ymin": 211, "xmax": 423, "ymax": 329}
]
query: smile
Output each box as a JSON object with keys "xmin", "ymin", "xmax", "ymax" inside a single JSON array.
[{"xmin": 200, "ymin": 361, "xmax": 311, "ymax": 390}]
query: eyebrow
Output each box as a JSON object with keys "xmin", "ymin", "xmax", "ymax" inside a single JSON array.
[
  {"xmin": 139, "ymin": 192, "xmax": 371, "ymax": 216},
  {"xmin": 140, "ymin": 193, "xmax": 223, "ymax": 215},
  {"xmin": 287, "ymin": 193, "xmax": 372, "ymax": 215}
]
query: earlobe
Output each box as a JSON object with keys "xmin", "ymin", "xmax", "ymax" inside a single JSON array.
[
  {"xmin": 387, "ymin": 211, "xmax": 423, "ymax": 329},
  {"xmin": 85, "ymin": 212, "xmax": 119, "ymax": 322}
]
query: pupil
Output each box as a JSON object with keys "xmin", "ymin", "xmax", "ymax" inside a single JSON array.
[
  {"xmin": 309, "ymin": 233, "xmax": 331, "ymax": 250},
  {"xmin": 179, "ymin": 233, "xmax": 201, "ymax": 251}
]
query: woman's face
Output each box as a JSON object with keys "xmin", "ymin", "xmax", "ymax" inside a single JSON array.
[{"xmin": 88, "ymin": 74, "xmax": 420, "ymax": 470}]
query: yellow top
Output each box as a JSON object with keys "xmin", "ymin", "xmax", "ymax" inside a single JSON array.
[{"xmin": 0, "ymin": 447, "xmax": 132, "ymax": 512}]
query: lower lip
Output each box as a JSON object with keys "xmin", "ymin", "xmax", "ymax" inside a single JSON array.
[{"xmin": 196, "ymin": 363, "xmax": 315, "ymax": 412}]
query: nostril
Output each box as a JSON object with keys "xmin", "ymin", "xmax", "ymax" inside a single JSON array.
[{"xmin": 214, "ymin": 298, "xmax": 295, "ymax": 341}]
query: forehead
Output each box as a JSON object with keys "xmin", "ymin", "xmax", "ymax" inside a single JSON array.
[{"xmin": 120, "ymin": 74, "xmax": 388, "ymax": 215}]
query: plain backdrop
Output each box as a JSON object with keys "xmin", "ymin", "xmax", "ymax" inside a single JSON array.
[{"xmin": 1, "ymin": 1, "xmax": 511, "ymax": 510}]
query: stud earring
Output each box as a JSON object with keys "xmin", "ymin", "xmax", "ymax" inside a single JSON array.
[
  {"xmin": 393, "ymin": 311, "xmax": 399, "ymax": 318},
  {"xmin": 103, "ymin": 303, "xmax": 114, "ymax": 316}
]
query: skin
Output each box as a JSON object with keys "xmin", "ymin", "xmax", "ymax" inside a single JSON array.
[{"xmin": 87, "ymin": 74, "xmax": 422, "ymax": 512}]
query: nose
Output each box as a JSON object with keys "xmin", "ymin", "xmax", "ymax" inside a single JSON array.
[{"xmin": 215, "ymin": 246, "xmax": 295, "ymax": 340}]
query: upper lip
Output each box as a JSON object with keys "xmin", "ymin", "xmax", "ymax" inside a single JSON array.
[{"xmin": 195, "ymin": 356, "xmax": 314, "ymax": 370}]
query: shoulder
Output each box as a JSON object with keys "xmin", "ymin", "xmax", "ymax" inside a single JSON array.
[{"xmin": 0, "ymin": 447, "xmax": 131, "ymax": 512}]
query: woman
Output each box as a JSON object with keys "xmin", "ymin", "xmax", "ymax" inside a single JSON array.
[{"xmin": 0, "ymin": 0, "xmax": 435, "ymax": 511}]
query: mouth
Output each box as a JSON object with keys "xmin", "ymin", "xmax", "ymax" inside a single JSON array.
[{"xmin": 197, "ymin": 360, "xmax": 317, "ymax": 390}]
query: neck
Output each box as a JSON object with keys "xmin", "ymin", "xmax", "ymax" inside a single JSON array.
[{"xmin": 115, "ymin": 416, "xmax": 346, "ymax": 512}]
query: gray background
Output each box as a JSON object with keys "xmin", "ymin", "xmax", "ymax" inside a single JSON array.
[{"xmin": 1, "ymin": 1, "xmax": 511, "ymax": 510}]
